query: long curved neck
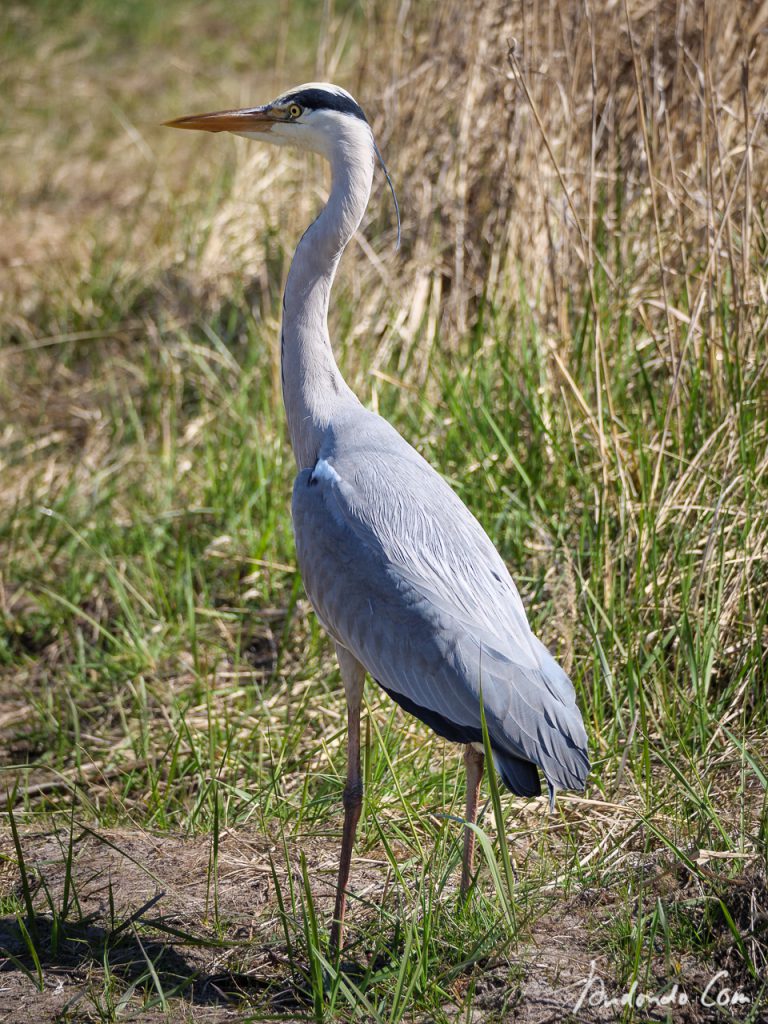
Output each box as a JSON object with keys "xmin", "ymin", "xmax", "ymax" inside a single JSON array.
[{"xmin": 281, "ymin": 123, "xmax": 375, "ymax": 469}]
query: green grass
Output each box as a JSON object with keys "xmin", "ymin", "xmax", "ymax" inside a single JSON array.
[{"xmin": 1, "ymin": 1, "xmax": 767, "ymax": 1021}]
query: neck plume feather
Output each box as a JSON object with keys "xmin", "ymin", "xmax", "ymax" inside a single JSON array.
[{"xmin": 281, "ymin": 120, "xmax": 375, "ymax": 470}]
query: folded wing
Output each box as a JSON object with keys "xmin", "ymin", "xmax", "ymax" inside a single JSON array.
[{"xmin": 291, "ymin": 421, "xmax": 589, "ymax": 794}]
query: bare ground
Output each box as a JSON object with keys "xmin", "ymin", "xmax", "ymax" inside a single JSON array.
[
  {"xmin": 0, "ymin": 825, "xmax": 603, "ymax": 1022},
  {"xmin": 2, "ymin": 826, "xmax": 764, "ymax": 1022}
]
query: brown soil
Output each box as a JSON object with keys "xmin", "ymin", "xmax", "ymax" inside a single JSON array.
[{"xmin": 3, "ymin": 827, "xmax": 760, "ymax": 1022}]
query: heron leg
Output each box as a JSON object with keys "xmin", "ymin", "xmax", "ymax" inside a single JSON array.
[
  {"xmin": 460, "ymin": 744, "xmax": 485, "ymax": 897},
  {"xmin": 329, "ymin": 645, "xmax": 365, "ymax": 957}
]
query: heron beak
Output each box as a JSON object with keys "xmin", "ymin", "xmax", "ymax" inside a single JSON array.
[{"xmin": 163, "ymin": 105, "xmax": 276, "ymax": 134}]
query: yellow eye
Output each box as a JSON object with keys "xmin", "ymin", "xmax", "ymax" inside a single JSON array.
[{"xmin": 288, "ymin": 103, "xmax": 302, "ymax": 119}]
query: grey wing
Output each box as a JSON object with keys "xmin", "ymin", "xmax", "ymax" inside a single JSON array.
[{"xmin": 291, "ymin": 449, "xmax": 589, "ymax": 794}]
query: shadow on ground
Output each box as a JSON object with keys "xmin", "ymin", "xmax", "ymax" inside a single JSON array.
[{"xmin": 0, "ymin": 912, "xmax": 278, "ymax": 1013}]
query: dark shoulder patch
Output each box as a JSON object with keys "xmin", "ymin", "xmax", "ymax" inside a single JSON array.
[{"xmin": 286, "ymin": 87, "xmax": 368, "ymax": 123}]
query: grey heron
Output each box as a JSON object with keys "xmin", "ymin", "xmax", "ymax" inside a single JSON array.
[{"xmin": 165, "ymin": 83, "xmax": 589, "ymax": 954}]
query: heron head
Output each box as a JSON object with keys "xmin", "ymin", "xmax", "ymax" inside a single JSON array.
[
  {"xmin": 164, "ymin": 83, "xmax": 373, "ymax": 157},
  {"xmin": 165, "ymin": 82, "xmax": 400, "ymax": 244}
]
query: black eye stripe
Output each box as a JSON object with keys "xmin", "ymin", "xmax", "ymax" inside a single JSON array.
[{"xmin": 280, "ymin": 88, "xmax": 367, "ymax": 123}]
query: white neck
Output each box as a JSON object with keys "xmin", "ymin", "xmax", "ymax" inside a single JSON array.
[{"xmin": 280, "ymin": 118, "xmax": 375, "ymax": 469}]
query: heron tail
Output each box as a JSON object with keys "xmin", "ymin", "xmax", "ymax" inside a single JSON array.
[{"xmin": 493, "ymin": 752, "xmax": 541, "ymax": 797}]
